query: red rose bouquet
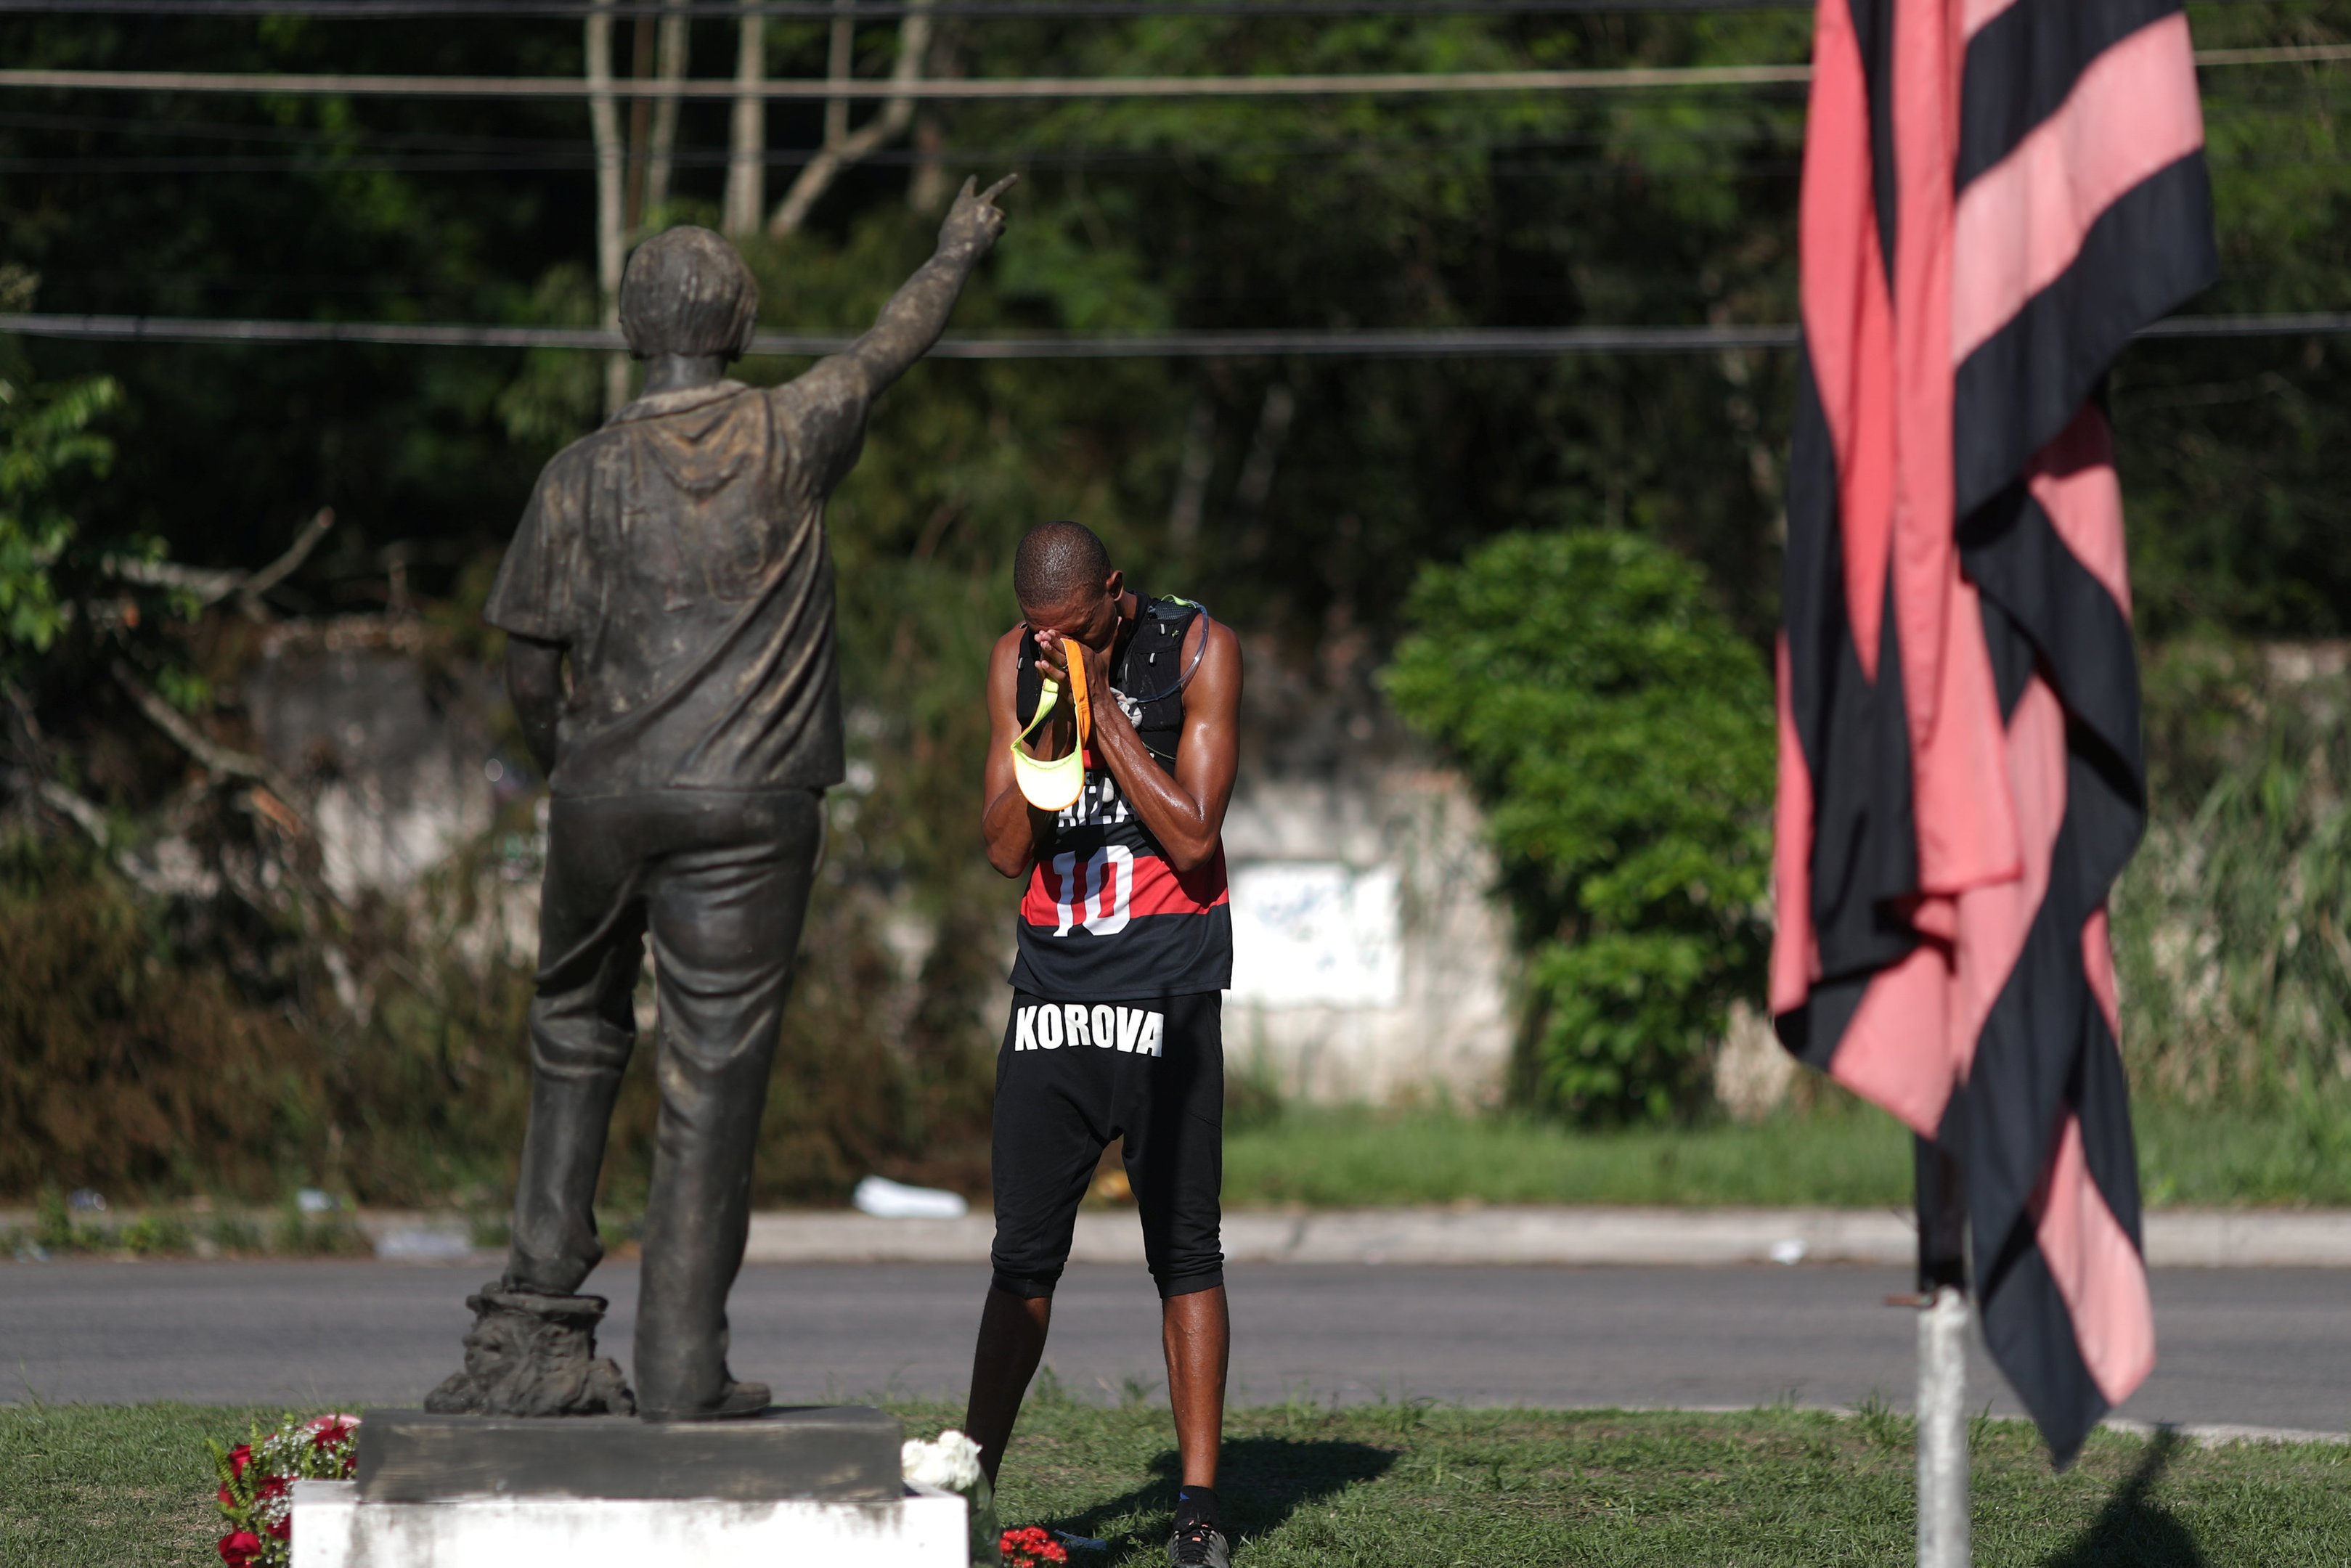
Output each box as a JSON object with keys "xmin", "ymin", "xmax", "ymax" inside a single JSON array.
[
  {"xmin": 1000, "ymin": 1524, "xmax": 1070, "ymax": 1567},
  {"xmin": 208, "ymin": 1413, "xmax": 360, "ymax": 1567}
]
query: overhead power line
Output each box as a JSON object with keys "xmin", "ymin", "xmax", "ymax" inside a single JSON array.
[
  {"xmin": 2133, "ymin": 312, "xmax": 2351, "ymax": 340},
  {"xmin": 0, "ymin": 144, "xmax": 1815, "ymax": 174},
  {"xmin": 0, "ymin": 0, "xmax": 2296, "ymax": 15},
  {"xmin": 0, "ymin": 313, "xmax": 1793, "ymax": 354},
  {"xmin": 20, "ymin": 144, "xmax": 2351, "ymax": 177},
  {"xmin": 0, "ymin": 44, "xmax": 2336, "ymax": 100},
  {"xmin": 0, "ymin": 0, "xmax": 1814, "ymax": 17},
  {"xmin": 6, "ymin": 311, "xmax": 2350, "ymax": 357},
  {"xmin": 2194, "ymin": 42, "xmax": 2351, "ymax": 68},
  {"xmin": 0, "ymin": 62, "xmax": 1814, "ymax": 99},
  {"xmin": 0, "ymin": 90, "xmax": 2323, "ymax": 163}
]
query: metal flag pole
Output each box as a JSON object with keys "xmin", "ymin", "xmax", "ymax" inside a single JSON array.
[{"xmin": 1913, "ymin": 1135, "xmax": 1971, "ymax": 1568}]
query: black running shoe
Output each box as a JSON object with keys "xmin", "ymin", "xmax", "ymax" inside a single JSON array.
[{"xmin": 1168, "ymin": 1522, "xmax": 1231, "ymax": 1567}]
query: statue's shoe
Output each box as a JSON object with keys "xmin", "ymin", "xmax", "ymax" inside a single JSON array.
[{"xmin": 639, "ymin": 1377, "xmax": 772, "ymax": 1422}]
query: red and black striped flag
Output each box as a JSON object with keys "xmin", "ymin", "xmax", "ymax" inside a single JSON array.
[{"xmin": 1771, "ymin": 0, "xmax": 2217, "ymax": 1463}]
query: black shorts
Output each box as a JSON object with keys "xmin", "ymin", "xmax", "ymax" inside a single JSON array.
[{"xmin": 989, "ymin": 990, "xmax": 1225, "ymax": 1301}]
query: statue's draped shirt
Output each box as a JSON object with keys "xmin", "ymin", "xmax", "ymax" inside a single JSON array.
[{"xmin": 486, "ymin": 372, "xmax": 869, "ymax": 794}]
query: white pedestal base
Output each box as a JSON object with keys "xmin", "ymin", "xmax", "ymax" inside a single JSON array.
[{"xmin": 290, "ymin": 1479, "xmax": 969, "ymax": 1567}]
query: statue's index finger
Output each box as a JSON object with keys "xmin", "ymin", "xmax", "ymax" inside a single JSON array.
[{"xmin": 979, "ymin": 173, "xmax": 1019, "ymax": 205}]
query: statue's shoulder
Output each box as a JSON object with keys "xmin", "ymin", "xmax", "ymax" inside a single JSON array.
[
  {"xmin": 769, "ymin": 358, "xmax": 868, "ymax": 427},
  {"xmin": 526, "ymin": 431, "xmax": 604, "ymax": 506}
]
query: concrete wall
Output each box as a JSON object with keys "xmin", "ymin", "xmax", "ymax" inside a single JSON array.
[
  {"xmin": 243, "ymin": 621, "xmax": 505, "ymax": 902},
  {"xmin": 1215, "ymin": 636, "xmax": 1516, "ymax": 1106},
  {"xmin": 1221, "ymin": 764, "xmax": 1514, "ymax": 1106},
  {"xmin": 231, "ymin": 619, "xmax": 1525, "ymax": 1107}
]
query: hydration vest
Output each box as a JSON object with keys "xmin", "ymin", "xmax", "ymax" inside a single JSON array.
[{"xmin": 1009, "ymin": 594, "xmax": 1234, "ymax": 1001}]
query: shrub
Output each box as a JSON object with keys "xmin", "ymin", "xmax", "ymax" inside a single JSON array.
[
  {"xmin": 0, "ymin": 840, "xmax": 323, "ymax": 1199},
  {"xmin": 0, "ymin": 825, "xmax": 995, "ymax": 1208},
  {"xmin": 1383, "ymin": 529, "xmax": 1774, "ymax": 1121},
  {"xmin": 2114, "ymin": 642, "xmax": 2351, "ymax": 1105}
]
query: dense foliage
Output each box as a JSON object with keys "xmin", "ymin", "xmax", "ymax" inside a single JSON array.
[
  {"xmin": 2116, "ymin": 644, "xmax": 2351, "ymax": 1113},
  {"xmin": 1385, "ymin": 530, "xmax": 1774, "ymax": 1120},
  {"xmin": 0, "ymin": 365, "xmax": 119, "ymax": 676},
  {"xmin": 1, "ymin": 4, "xmax": 2349, "ymax": 1191},
  {"xmin": 0, "ymin": 841, "xmax": 319, "ymax": 1199},
  {"xmin": 1, "ymin": 5, "xmax": 2347, "ymax": 638}
]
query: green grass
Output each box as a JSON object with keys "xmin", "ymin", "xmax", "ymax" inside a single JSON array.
[
  {"xmin": 7, "ymin": 1401, "xmax": 2347, "ymax": 1567},
  {"xmin": 1221, "ymin": 1099, "xmax": 2351, "ymax": 1210},
  {"xmin": 11, "ymin": 1101, "xmax": 2342, "ymax": 1253}
]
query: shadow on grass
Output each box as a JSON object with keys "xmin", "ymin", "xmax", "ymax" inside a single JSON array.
[
  {"xmin": 2041, "ymin": 1427, "xmax": 2207, "ymax": 1568},
  {"xmin": 1048, "ymin": 1436, "xmax": 1395, "ymax": 1553}
]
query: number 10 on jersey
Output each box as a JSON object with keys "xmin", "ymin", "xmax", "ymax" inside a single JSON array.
[{"xmin": 1051, "ymin": 845, "xmax": 1134, "ymax": 936}]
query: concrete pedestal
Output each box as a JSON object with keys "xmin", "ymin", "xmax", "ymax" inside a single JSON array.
[
  {"xmin": 292, "ymin": 1405, "xmax": 968, "ymax": 1567},
  {"xmin": 291, "ymin": 1479, "xmax": 968, "ymax": 1567}
]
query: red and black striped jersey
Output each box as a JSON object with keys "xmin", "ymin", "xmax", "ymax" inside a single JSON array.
[{"xmin": 1009, "ymin": 595, "xmax": 1233, "ymax": 1002}]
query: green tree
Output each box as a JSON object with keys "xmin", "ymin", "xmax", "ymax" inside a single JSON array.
[
  {"xmin": 1385, "ymin": 528, "xmax": 1773, "ymax": 1121},
  {"xmin": 0, "ymin": 367, "xmax": 119, "ymax": 677}
]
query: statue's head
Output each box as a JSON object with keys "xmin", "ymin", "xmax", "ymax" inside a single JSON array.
[{"xmin": 619, "ymin": 226, "xmax": 759, "ymax": 363}]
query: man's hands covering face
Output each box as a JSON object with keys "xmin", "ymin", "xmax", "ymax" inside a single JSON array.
[{"xmin": 1032, "ymin": 621, "xmax": 1117, "ymax": 713}]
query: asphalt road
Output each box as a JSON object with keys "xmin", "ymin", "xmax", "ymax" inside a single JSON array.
[{"xmin": 2, "ymin": 1260, "xmax": 2342, "ymax": 1433}]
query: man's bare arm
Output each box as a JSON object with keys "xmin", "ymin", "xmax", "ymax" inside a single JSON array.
[
  {"xmin": 980, "ymin": 625, "xmax": 1062, "ymax": 880},
  {"xmin": 817, "ymin": 175, "xmax": 1016, "ymax": 404},
  {"xmin": 505, "ymin": 634, "xmax": 566, "ymax": 778},
  {"xmin": 1038, "ymin": 617, "xmax": 1240, "ymax": 874}
]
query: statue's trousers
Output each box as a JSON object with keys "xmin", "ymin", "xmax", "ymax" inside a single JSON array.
[{"xmin": 505, "ymin": 788, "xmax": 823, "ymax": 1414}]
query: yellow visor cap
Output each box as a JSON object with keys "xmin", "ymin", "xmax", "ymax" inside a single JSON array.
[{"xmin": 1011, "ymin": 646, "xmax": 1091, "ymax": 812}]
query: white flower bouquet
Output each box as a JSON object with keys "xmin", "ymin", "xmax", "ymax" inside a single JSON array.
[{"xmin": 902, "ymin": 1428, "xmax": 998, "ymax": 1566}]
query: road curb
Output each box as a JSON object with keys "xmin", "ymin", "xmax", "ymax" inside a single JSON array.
[
  {"xmin": 726, "ymin": 1206, "xmax": 2351, "ymax": 1269},
  {"xmin": 13, "ymin": 1205, "xmax": 2351, "ymax": 1267}
]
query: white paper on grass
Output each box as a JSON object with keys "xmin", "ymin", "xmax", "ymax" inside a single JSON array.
[
  {"xmin": 852, "ymin": 1175, "xmax": 969, "ymax": 1220},
  {"xmin": 1228, "ymin": 862, "xmax": 1403, "ymax": 1010}
]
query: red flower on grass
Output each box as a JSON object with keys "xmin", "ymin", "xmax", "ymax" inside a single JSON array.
[
  {"xmin": 225, "ymin": 1444, "xmax": 252, "ymax": 1480},
  {"xmin": 216, "ymin": 1530, "xmax": 264, "ymax": 1567},
  {"xmin": 1000, "ymin": 1524, "xmax": 1070, "ymax": 1567}
]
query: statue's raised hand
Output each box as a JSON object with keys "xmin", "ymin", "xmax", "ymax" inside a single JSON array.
[
  {"xmin": 938, "ymin": 173, "xmax": 1017, "ymax": 259},
  {"xmin": 839, "ymin": 172, "xmax": 1014, "ymax": 395}
]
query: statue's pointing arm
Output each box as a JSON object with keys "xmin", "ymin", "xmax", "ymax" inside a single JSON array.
[{"xmin": 820, "ymin": 174, "xmax": 1015, "ymax": 402}]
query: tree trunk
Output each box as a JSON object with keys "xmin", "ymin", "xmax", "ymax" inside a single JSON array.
[
  {"xmin": 1166, "ymin": 393, "xmax": 1216, "ymax": 554},
  {"xmin": 624, "ymin": 9, "xmax": 656, "ymax": 231},
  {"xmin": 907, "ymin": 111, "xmax": 950, "ymax": 215},
  {"xmin": 724, "ymin": 0, "xmax": 766, "ymax": 238},
  {"xmin": 823, "ymin": 0, "xmax": 855, "ymax": 152},
  {"xmin": 645, "ymin": 0, "xmax": 690, "ymax": 219},
  {"xmin": 587, "ymin": 0, "xmax": 630, "ymax": 415},
  {"xmin": 768, "ymin": 0, "xmax": 932, "ymax": 239},
  {"xmin": 1233, "ymin": 382, "xmax": 1296, "ymax": 515}
]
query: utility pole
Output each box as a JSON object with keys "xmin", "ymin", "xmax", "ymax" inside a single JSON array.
[
  {"xmin": 586, "ymin": 0, "xmax": 629, "ymax": 416},
  {"xmin": 724, "ymin": 0, "xmax": 765, "ymax": 237},
  {"xmin": 1913, "ymin": 1138, "xmax": 1971, "ymax": 1568}
]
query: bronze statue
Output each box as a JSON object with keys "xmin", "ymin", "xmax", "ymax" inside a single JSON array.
[{"xmin": 429, "ymin": 177, "xmax": 1014, "ymax": 1422}]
